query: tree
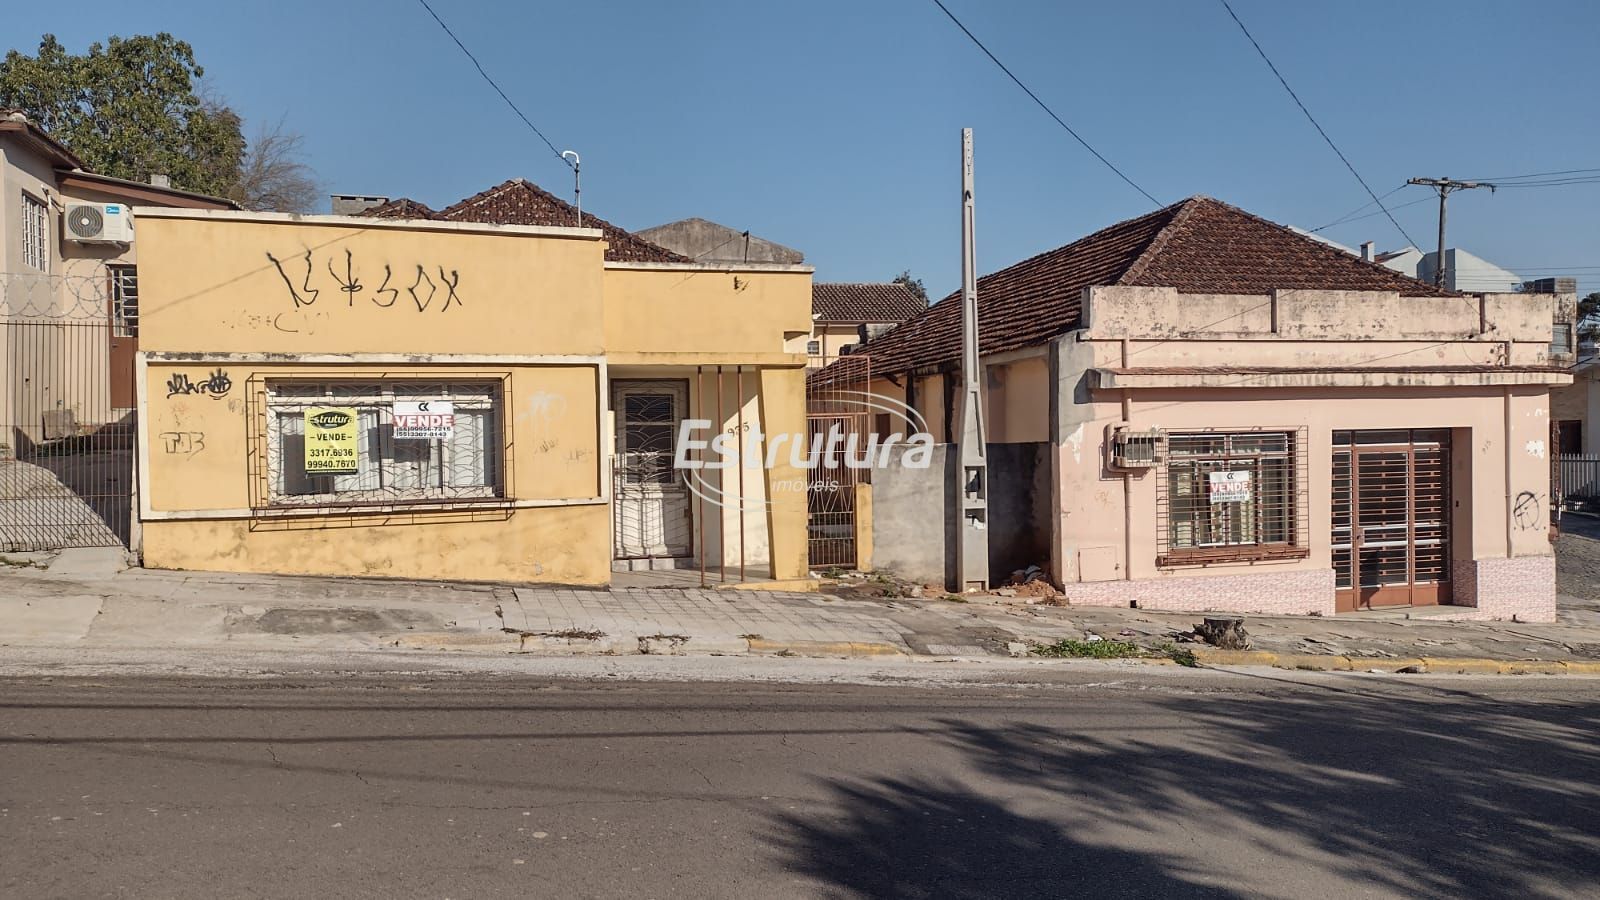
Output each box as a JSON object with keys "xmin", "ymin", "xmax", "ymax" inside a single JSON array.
[
  {"xmin": 0, "ymin": 34, "xmax": 244, "ymax": 197},
  {"xmin": 893, "ymin": 270, "xmax": 929, "ymax": 305},
  {"xmin": 1580, "ymin": 292, "xmax": 1600, "ymax": 340},
  {"xmin": 0, "ymin": 33, "xmax": 319, "ymax": 211}
]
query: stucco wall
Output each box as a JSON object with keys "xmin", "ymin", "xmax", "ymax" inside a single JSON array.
[{"xmin": 603, "ymin": 265, "xmax": 811, "ymax": 360}]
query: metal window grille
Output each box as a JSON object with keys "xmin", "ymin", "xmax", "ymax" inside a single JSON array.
[
  {"xmin": 251, "ymin": 379, "xmax": 507, "ymax": 510},
  {"xmin": 108, "ymin": 266, "xmax": 138, "ymax": 338},
  {"xmin": 1156, "ymin": 428, "xmax": 1309, "ymax": 567},
  {"xmin": 806, "ymin": 340, "xmax": 821, "ymax": 356},
  {"xmin": 1551, "ymin": 321, "xmax": 1574, "ymax": 356},
  {"xmin": 21, "ymin": 192, "xmax": 47, "ymax": 271}
]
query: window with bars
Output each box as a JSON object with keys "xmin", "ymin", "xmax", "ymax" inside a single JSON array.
[
  {"xmin": 1157, "ymin": 429, "xmax": 1308, "ymax": 566},
  {"xmin": 264, "ymin": 380, "xmax": 503, "ymax": 507},
  {"xmin": 21, "ymin": 192, "xmax": 47, "ymax": 270},
  {"xmin": 109, "ymin": 266, "xmax": 138, "ymax": 337}
]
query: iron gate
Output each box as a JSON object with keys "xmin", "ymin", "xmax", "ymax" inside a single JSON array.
[
  {"xmin": 0, "ymin": 264, "xmax": 135, "ymax": 551},
  {"xmin": 805, "ymin": 355, "xmax": 871, "ymax": 569}
]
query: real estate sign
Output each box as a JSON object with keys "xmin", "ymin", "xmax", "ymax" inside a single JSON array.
[
  {"xmin": 393, "ymin": 401, "xmax": 455, "ymax": 440},
  {"xmin": 1207, "ymin": 470, "xmax": 1251, "ymax": 503},
  {"xmin": 304, "ymin": 407, "xmax": 359, "ymax": 473}
]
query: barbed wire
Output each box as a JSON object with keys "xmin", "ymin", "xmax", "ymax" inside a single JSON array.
[{"xmin": 0, "ymin": 261, "xmax": 116, "ymax": 321}]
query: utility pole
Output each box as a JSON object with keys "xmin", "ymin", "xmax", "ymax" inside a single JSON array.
[
  {"xmin": 956, "ymin": 128, "xmax": 989, "ymax": 592},
  {"xmin": 1406, "ymin": 177, "xmax": 1495, "ymax": 288}
]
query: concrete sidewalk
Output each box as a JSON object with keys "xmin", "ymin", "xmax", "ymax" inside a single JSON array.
[{"xmin": 4, "ymin": 549, "xmax": 1600, "ymax": 674}]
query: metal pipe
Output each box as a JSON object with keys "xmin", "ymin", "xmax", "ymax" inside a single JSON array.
[
  {"xmin": 736, "ymin": 365, "xmax": 746, "ymax": 583},
  {"xmin": 717, "ymin": 364, "xmax": 726, "ymax": 583},
  {"xmin": 698, "ymin": 365, "xmax": 706, "ymax": 588},
  {"xmin": 560, "ymin": 150, "xmax": 582, "ymax": 228}
]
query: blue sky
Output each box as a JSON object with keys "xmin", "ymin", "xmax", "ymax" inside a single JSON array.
[{"xmin": 10, "ymin": 0, "xmax": 1597, "ymax": 295}]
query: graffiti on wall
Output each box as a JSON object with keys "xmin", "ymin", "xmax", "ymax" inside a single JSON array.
[
  {"xmin": 267, "ymin": 249, "xmax": 463, "ymax": 313},
  {"xmin": 1513, "ymin": 491, "xmax": 1542, "ymax": 531},
  {"xmin": 159, "ymin": 431, "xmax": 206, "ymax": 455},
  {"xmin": 166, "ymin": 369, "xmax": 233, "ymax": 399}
]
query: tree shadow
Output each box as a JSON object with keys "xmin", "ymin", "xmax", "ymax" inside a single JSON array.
[
  {"xmin": 767, "ymin": 775, "xmax": 1241, "ymax": 899},
  {"xmin": 933, "ymin": 678, "xmax": 1600, "ymax": 898}
]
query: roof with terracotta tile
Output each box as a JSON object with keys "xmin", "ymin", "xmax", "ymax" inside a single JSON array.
[
  {"xmin": 858, "ymin": 196, "xmax": 1459, "ymax": 376},
  {"xmin": 361, "ymin": 197, "xmax": 438, "ymax": 219},
  {"xmin": 812, "ymin": 282, "xmax": 926, "ymax": 324},
  {"xmin": 435, "ymin": 179, "xmax": 686, "ymax": 263}
]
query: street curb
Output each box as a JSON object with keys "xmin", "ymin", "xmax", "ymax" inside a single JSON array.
[
  {"xmin": 745, "ymin": 638, "xmax": 908, "ymax": 658},
  {"xmin": 714, "ymin": 579, "xmax": 823, "ymax": 593},
  {"xmin": 1185, "ymin": 647, "xmax": 1600, "ymax": 675}
]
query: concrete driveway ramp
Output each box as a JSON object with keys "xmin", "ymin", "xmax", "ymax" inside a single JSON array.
[{"xmin": 239, "ymin": 607, "xmax": 442, "ymax": 635}]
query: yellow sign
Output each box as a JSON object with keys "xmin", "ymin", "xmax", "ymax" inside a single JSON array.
[{"xmin": 304, "ymin": 407, "xmax": 359, "ymax": 474}]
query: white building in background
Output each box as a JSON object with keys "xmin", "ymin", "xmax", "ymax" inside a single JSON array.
[{"xmin": 1374, "ymin": 246, "xmax": 1523, "ymax": 294}]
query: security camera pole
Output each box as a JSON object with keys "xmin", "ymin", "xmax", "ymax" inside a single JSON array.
[{"xmin": 956, "ymin": 128, "xmax": 989, "ymax": 592}]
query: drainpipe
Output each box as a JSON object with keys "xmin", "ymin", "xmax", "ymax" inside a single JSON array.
[
  {"xmin": 1122, "ymin": 338, "xmax": 1133, "ymax": 581},
  {"xmin": 1504, "ymin": 386, "xmax": 1514, "ymax": 558}
]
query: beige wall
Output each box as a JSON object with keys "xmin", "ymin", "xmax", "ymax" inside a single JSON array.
[{"xmin": 132, "ymin": 209, "xmax": 814, "ymax": 584}]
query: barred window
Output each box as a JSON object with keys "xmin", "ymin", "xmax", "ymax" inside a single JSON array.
[
  {"xmin": 265, "ymin": 381, "xmax": 502, "ymax": 507},
  {"xmin": 109, "ymin": 265, "xmax": 138, "ymax": 337},
  {"xmin": 1158, "ymin": 430, "xmax": 1308, "ymax": 566},
  {"xmin": 22, "ymin": 192, "xmax": 47, "ymax": 271}
]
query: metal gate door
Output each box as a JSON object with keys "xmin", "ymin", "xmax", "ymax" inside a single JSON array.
[
  {"xmin": 805, "ymin": 355, "xmax": 870, "ymax": 569},
  {"xmin": 1332, "ymin": 429, "xmax": 1450, "ymax": 611},
  {"xmin": 611, "ymin": 380, "xmax": 692, "ymax": 560},
  {"xmin": 1, "ymin": 266, "xmax": 135, "ymax": 551}
]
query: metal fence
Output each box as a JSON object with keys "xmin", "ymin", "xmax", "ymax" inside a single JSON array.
[
  {"xmin": 1558, "ymin": 454, "xmax": 1600, "ymax": 509},
  {"xmin": 1, "ymin": 264, "xmax": 134, "ymax": 551},
  {"xmin": 805, "ymin": 354, "xmax": 871, "ymax": 569}
]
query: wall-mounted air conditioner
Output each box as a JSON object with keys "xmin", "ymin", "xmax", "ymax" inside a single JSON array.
[{"xmin": 64, "ymin": 203, "xmax": 134, "ymax": 244}]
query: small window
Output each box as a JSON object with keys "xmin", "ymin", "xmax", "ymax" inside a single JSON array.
[
  {"xmin": 21, "ymin": 192, "xmax": 47, "ymax": 271},
  {"xmin": 1159, "ymin": 430, "xmax": 1307, "ymax": 566},
  {"xmin": 1551, "ymin": 321, "xmax": 1574, "ymax": 356},
  {"xmin": 264, "ymin": 380, "xmax": 503, "ymax": 507},
  {"xmin": 109, "ymin": 266, "xmax": 138, "ymax": 338},
  {"xmin": 806, "ymin": 340, "xmax": 821, "ymax": 356}
]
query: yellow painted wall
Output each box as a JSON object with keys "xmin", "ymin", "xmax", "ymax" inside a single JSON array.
[
  {"xmin": 135, "ymin": 215, "xmax": 606, "ymax": 355},
  {"xmin": 758, "ymin": 367, "xmax": 810, "ymax": 579},
  {"xmin": 604, "ymin": 267, "xmax": 812, "ymax": 357}
]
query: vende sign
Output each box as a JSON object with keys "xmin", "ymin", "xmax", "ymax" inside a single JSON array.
[
  {"xmin": 393, "ymin": 401, "xmax": 455, "ymax": 440},
  {"xmin": 1208, "ymin": 470, "xmax": 1252, "ymax": 504}
]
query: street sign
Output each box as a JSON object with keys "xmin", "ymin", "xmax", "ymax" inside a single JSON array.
[
  {"xmin": 394, "ymin": 401, "xmax": 455, "ymax": 440},
  {"xmin": 304, "ymin": 407, "xmax": 359, "ymax": 474},
  {"xmin": 1208, "ymin": 470, "xmax": 1252, "ymax": 503}
]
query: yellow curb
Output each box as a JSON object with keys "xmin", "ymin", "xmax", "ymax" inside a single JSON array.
[
  {"xmin": 1274, "ymin": 654, "xmax": 1357, "ymax": 671},
  {"xmin": 1190, "ymin": 649, "xmax": 1279, "ymax": 666},
  {"xmin": 715, "ymin": 579, "xmax": 822, "ymax": 593},
  {"xmin": 1345, "ymin": 657, "xmax": 1428, "ymax": 673},
  {"xmin": 745, "ymin": 637, "xmax": 906, "ymax": 657},
  {"xmin": 1420, "ymin": 656, "xmax": 1507, "ymax": 675},
  {"xmin": 1502, "ymin": 661, "xmax": 1569, "ymax": 675},
  {"xmin": 1562, "ymin": 661, "xmax": 1600, "ymax": 675},
  {"xmin": 388, "ymin": 632, "xmax": 521, "ymax": 651}
]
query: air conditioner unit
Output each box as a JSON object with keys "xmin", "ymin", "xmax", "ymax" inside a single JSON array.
[
  {"xmin": 1110, "ymin": 427, "xmax": 1166, "ymax": 470},
  {"xmin": 64, "ymin": 203, "xmax": 134, "ymax": 244}
]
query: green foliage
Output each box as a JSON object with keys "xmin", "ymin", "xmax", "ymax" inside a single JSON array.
[
  {"xmin": 1031, "ymin": 639, "xmax": 1144, "ymax": 659},
  {"xmin": 893, "ymin": 270, "xmax": 929, "ymax": 305},
  {"xmin": 1579, "ymin": 292, "xmax": 1600, "ymax": 338},
  {"xmin": 0, "ymin": 34, "xmax": 244, "ymax": 197}
]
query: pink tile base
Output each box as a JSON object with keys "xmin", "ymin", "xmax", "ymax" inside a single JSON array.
[
  {"xmin": 1450, "ymin": 556, "xmax": 1557, "ymax": 623},
  {"xmin": 1062, "ymin": 568, "xmax": 1336, "ymax": 617}
]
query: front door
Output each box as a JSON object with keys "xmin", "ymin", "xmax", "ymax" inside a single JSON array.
[
  {"xmin": 1332, "ymin": 430, "xmax": 1451, "ymax": 611},
  {"xmin": 611, "ymin": 380, "xmax": 693, "ymax": 560}
]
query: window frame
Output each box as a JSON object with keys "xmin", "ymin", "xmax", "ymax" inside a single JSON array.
[
  {"xmin": 21, "ymin": 191, "xmax": 48, "ymax": 271},
  {"xmin": 259, "ymin": 378, "xmax": 508, "ymax": 511},
  {"xmin": 108, "ymin": 264, "xmax": 138, "ymax": 338},
  {"xmin": 1156, "ymin": 427, "xmax": 1309, "ymax": 567}
]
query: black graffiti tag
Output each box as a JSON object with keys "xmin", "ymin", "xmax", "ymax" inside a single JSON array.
[
  {"xmin": 267, "ymin": 249, "xmax": 462, "ymax": 313},
  {"xmin": 166, "ymin": 368, "xmax": 233, "ymax": 399},
  {"xmin": 158, "ymin": 431, "xmax": 206, "ymax": 455},
  {"xmin": 1513, "ymin": 491, "xmax": 1542, "ymax": 531}
]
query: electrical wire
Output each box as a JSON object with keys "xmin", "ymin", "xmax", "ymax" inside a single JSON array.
[
  {"xmin": 1311, "ymin": 193, "xmax": 1432, "ymax": 233},
  {"xmin": 1217, "ymin": 0, "xmax": 1418, "ymax": 248},
  {"xmin": 930, "ymin": 0, "xmax": 1161, "ymax": 206},
  {"xmin": 1461, "ymin": 167, "xmax": 1600, "ymax": 182},
  {"xmin": 416, "ymin": 0, "xmax": 573, "ymax": 169}
]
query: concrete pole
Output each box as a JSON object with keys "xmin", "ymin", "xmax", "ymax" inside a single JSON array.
[{"xmin": 955, "ymin": 128, "xmax": 989, "ymax": 592}]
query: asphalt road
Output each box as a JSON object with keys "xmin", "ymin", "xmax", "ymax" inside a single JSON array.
[{"xmin": 2, "ymin": 669, "xmax": 1597, "ymax": 899}]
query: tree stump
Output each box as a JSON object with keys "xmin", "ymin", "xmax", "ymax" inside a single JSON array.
[{"xmin": 1193, "ymin": 617, "xmax": 1250, "ymax": 650}]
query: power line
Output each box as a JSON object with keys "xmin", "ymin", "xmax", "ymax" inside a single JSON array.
[
  {"xmin": 1311, "ymin": 192, "xmax": 1432, "ymax": 233},
  {"xmin": 1462, "ymin": 167, "xmax": 1600, "ymax": 181},
  {"xmin": 416, "ymin": 0, "xmax": 573, "ymax": 169},
  {"xmin": 1216, "ymin": 0, "xmax": 1418, "ymax": 248},
  {"xmin": 930, "ymin": 0, "xmax": 1161, "ymax": 206}
]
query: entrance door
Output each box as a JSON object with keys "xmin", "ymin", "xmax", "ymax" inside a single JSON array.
[
  {"xmin": 1332, "ymin": 430, "xmax": 1450, "ymax": 611},
  {"xmin": 611, "ymin": 380, "xmax": 693, "ymax": 560}
]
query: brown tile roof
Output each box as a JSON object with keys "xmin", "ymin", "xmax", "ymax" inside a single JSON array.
[
  {"xmin": 436, "ymin": 179, "xmax": 686, "ymax": 263},
  {"xmin": 859, "ymin": 196, "xmax": 1458, "ymax": 376},
  {"xmin": 361, "ymin": 197, "xmax": 438, "ymax": 219},
  {"xmin": 812, "ymin": 283, "xmax": 925, "ymax": 324}
]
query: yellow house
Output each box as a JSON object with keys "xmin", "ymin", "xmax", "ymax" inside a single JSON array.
[{"xmin": 132, "ymin": 198, "xmax": 814, "ymax": 585}]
